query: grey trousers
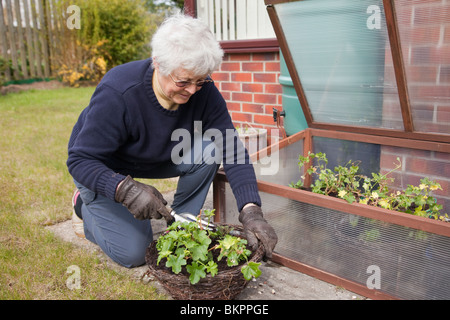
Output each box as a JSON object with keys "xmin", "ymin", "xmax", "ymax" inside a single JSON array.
[{"xmin": 74, "ymin": 142, "xmax": 220, "ymax": 268}]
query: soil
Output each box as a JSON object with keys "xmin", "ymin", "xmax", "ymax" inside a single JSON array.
[{"xmin": 1, "ymin": 80, "xmax": 64, "ymax": 95}]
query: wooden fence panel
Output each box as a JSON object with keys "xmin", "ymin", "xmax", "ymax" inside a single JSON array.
[
  {"xmin": 0, "ymin": 0, "xmax": 69, "ymax": 82},
  {"xmin": 0, "ymin": 0, "xmax": 11, "ymax": 81}
]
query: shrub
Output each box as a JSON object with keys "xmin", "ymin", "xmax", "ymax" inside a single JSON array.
[
  {"xmin": 77, "ymin": 0, "xmax": 163, "ymax": 67},
  {"xmin": 55, "ymin": 0, "xmax": 166, "ymax": 86}
]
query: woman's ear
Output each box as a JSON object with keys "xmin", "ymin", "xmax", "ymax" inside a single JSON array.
[{"xmin": 152, "ymin": 57, "xmax": 159, "ymax": 70}]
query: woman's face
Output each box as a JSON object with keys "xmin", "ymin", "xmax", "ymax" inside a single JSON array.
[{"xmin": 157, "ymin": 68, "xmax": 208, "ymax": 105}]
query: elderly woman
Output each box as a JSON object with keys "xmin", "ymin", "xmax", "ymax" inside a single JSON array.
[{"xmin": 67, "ymin": 14, "xmax": 277, "ymax": 268}]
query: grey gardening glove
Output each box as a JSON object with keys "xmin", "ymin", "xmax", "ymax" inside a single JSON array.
[
  {"xmin": 239, "ymin": 205, "xmax": 278, "ymax": 259},
  {"xmin": 115, "ymin": 175, "xmax": 174, "ymax": 223}
]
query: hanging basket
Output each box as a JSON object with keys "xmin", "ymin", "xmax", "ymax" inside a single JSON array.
[{"xmin": 145, "ymin": 225, "xmax": 265, "ymax": 300}]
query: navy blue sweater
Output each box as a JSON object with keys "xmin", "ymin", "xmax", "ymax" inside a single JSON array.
[{"xmin": 67, "ymin": 58, "xmax": 261, "ymax": 211}]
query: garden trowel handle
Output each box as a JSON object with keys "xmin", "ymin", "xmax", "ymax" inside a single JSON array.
[
  {"xmin": 170, "ymin": 210, "xmax": 215, "ymax": 230},
  {"xmin": 169, "ymin": 210, "xmax": 241, "ymax": 236}
]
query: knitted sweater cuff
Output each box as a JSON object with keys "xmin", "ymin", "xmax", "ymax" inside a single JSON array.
[{"xmin": 232, "ymin": 183, "xmax": 262, "ymax": 212}]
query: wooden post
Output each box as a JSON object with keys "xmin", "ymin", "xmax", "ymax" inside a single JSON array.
[
  {"xmin": 23, "ymin": 0, "xmax": 37, "ymax": 78},
  {"xmin": 5, "ymin": 0, "xmax": 20, "ymax": 79},
  {"xmin": 14, "ymin": 0, "xmax": 29, "ymax": 79},
  {"xmin": 0, "ymin": 0, "xmax": 12, "ymax": 81}
]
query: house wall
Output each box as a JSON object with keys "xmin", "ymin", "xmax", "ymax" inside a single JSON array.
[{"xmin": 212, "ymin": 50, "xmax": 284, "ymax": 138}]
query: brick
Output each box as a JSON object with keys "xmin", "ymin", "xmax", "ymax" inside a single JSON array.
[
  {"xmin": 264, "ymin": 105, "xmax": 280, "ymax": 115},
  {"xmin": 277, "ymin": 95, "xmax": 283, "ymax": 105},
  {"xmin": 254, "ymin": 93, "xmax": 278, "ymax": 104},
  {"xmin": 414, "ymin": 121, "xmax": 450, "ymax": 134},
  {"xmin": 231, "ymin": 112, "xmax": 253, "ymax": 123},
  {"xmin": 411, "ymin": 46, "xmax": 433, "ymax": 65},
  {"xmin": 242, "ymin": 103, "xmax": 264, "ymax": 114},
  {"xmin": 411, "ymin": 103, "xmax": 435, "ymax": 121},
  {"xmin": 440, "ymin": 66, "xmax": 450, "ymax": 83},
  {"xmin": 231, "ymin": 72, "xmax": 252, "ymax": 82},
  {"xmin": 212, "ymin": 72, "xmax": 230, "ymax": 82},
  {"xmin": 221, "ymin": 62, "xmax": 241, "ymax": 72},
  {"xmin": 380, "ymin": 153, "xmax": 403, "ymax": 171},
  {"xmin": 242, "ymin": 83, "xmax": 263, "ymax": 93},
  {"xmin": 254, "ymin": 114, "xmax": 275, "ymax": 125},
  {"xmin": 252, "ymin": 52, "xmax": 278, "ymax": 61},
  {"xmin": 221, "ymin": 82, "xmax": 241, "ymax": 92},
  {"xmin": 254, "ymin": 73, "xmax": 277, "ymax": 83},
  {"xmin": 226, "ymin": 102, "xmax": 242, "ymax": 112},
  {"xmin": 405, "ymin": 157, "xmax": 449, "ymax": 177},
  {"xmin": 402, "ymin": 0, "xmax": 444, "ymax": 4},
  {"xmin": 415, "ymin": 85, "xmax": 450, "ymax": 99},
  {"xmin": 229, "ymin": 53, "xmax": 252, "ymax": 62},
  {"xmin": 444, "ymin": 26, "xmax": 450, "ymax": 44},
  {"xmin": 232, "ymin": 92, "xmax": 253, "ymax": 103},
  {"xmin": 413, "ymin": 4, "xmax": 450, "ymax": 25},
  {"xmin": 265, "ymin": 61, "xmax": 280, "ymax": 72},
  {"xmin": 406, "ymin": 65, "xmax": 438, "ymax": 83},
  {"xmin": 220, "ymin": 91, "xmax": 231, "ymax": 101},
  {"xmin": 405, "ymin": 25, "xmax": 442, "ymax": 46},
  {"xmin": 436, "ymin": 104, "xmax": 450, "ymax": 122},
  {"xmin": 242, "ymin": 62, "xmax": 264, "ymax": 72},
  {"xmin": 265, "ymin": 83, "xmax": 283, "ymax": 94},
  {"xmin": 435, "ymin": 151, "xmax": 450, "ymax": 161}
]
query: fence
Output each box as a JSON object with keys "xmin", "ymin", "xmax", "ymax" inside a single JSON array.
[
  {"xmin": 0, "ymin": 0, "xmax": 74, "ymax": 82},
  {"xmin": 196, "ymin": 0, "xmax": 275, "ymax": 41}
]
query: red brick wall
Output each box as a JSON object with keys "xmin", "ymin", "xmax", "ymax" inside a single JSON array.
[
  {"xmin": 212, "ymin": 51, "xmax": 283, "ymax": 138},
  {"xmin": 395, "ymin": 0, "xmax": 450, "ymax": 135},
  {"xmin": 380, "ymin": 1, "xmax": 450, "ymax": 212}
]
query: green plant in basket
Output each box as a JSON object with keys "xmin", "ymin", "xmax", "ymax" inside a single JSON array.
[{"xmin": 155, "ymin": 209, "xmax": 262, "ymax": 285}]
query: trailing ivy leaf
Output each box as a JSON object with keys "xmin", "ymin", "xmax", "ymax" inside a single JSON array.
[
  {"xmin": 157, "ymin": 250, "xmax": 172, "ymax": 265},
  {"xmin": 186, "ymin": 262, "xmax": 206, "ymax": 285},
  {"xmin": 241, "ymin": 262, "xmax": 262, "ymax": 280},
  {"xmin": 190, "ymin": 244, "xmax": 209, "ymax": 262},
  {"xmin": 218, "ymin": 234, "xmax": 239, "ymax": 250},
  {"xmin": 165, "ymin": 254, "xmax": 186, "ymax": 274},
  {"xmin": 206, "ymin": 261, "xmax": 218, "ymax": 277},
  {"xmin": 193, "ymin": 229, "xmax": 212, "ymax": 247},
  {"xmin": 344, "ymin": 193, "xmax": 356, "ymax": 204},
  {"xmin": 226, "ymin": 251, "xmax": 240, "ymax": 267}
]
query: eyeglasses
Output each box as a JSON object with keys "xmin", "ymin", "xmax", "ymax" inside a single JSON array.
[{"xmin": 169, "ymin": 73, "xmax": 213, "ymax": 88}]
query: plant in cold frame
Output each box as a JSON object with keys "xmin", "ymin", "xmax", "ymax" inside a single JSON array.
[{"xmin": 291, "ymin": 152, "xmax": 447, "ymax": 222}]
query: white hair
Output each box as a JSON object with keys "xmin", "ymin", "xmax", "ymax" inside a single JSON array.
[{"xmin": 151, "ymin": 14, "xmax": 224, "ymax": 77}]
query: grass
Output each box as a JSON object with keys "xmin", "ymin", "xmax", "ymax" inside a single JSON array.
[{"xmin": 0, "ymin": 86, "xmax": 177, "ymax": 299}]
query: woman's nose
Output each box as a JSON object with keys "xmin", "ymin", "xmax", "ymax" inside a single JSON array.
[{"xmin": 185, "ymin": 83, "xmax": 199, "ymax": 94}]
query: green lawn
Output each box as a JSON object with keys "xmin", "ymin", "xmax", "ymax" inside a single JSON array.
[{"xmin": 0, "ymin": 86, "xmax": 175, "ymax": 299}]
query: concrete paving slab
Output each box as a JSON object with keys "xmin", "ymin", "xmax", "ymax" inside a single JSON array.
[{"xmin": 46, "ymin": 188, "xmax": 367, "ymax": 300}]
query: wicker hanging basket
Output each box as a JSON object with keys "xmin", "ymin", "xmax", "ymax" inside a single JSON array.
[{"xmin": 145, "ymin": 225, "xmax": 264, "ymax": 300}]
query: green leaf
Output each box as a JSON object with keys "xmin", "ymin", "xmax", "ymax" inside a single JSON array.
[
  {"xmin": 190, "ymin": 244, "xmax": 209, "ymax": 262},
  {"xmin": 165, "ymin": 254, "xmax": 186, "ymax": 274},
  {"xmin": 193, "ymin": 229, "xmax": 212, "ymax": 247},
  {"xmin": 226, "ymin": 251, "xmax": 240, "ymax": 267},
  {"xmin": 206, "ymin": 261, "xmax": 218, "ymax": 277},
  {"xmin": 241, "ymin": 262, "xmax": 262, "ymax": 280},
  {"xmin": 220, "ymin": 234, "xmax": 239, "ymax": 250},
  {"xmin": 156, "ymin": 250, "xmax": 172, "ymax": 265},
  {"xmin": 186, "ymin": 262, "xmax": 207, "ymax": 285}
]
